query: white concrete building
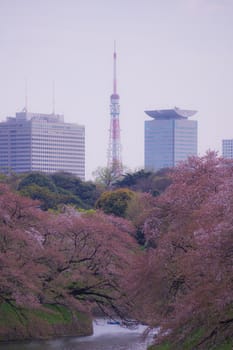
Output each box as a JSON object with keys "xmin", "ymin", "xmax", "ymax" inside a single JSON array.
[{"xmin": 0, "ymin": 110, "xmax": 85, "ymax": 179}]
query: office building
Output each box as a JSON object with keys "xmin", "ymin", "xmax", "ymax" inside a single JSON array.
[
  {"xmin": 144, "ymin": 107, "xmax": 197, "ymax": 171},
  {"xmin": 222, "ymin": 139, "xmax": 233, "ymax": 159},
  {"xmin": 0, "ymin": 110, "xmax": 85, "ymax": 179}
]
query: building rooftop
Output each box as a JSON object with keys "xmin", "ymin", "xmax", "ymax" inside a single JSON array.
[
  {"xmin": 145, "ymin": 107, "xmax": 197, "ymax": 120},
  {"xmin": 15, "ymin": 111, "xmax": 64, "ymax": 123}
]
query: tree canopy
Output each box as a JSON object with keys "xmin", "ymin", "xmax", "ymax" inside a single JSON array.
[
  {"xmin": 0, "ymin": 184, "xmax": 138, "ymax": 321},
  {"xmin": 18, "ymin": 172, "xmax": 57, "ymax": 192},
  {"xmin": 114, "ymin": 168, "xmax": 171, "ymax": 195},
  {"xmin": 16, "ymin": 172, "xmax": 100, "ymax": 211},
  {"xmin": 131, "ymin": 152, "xmax": 233, "ymax": 349},
  {"xmin": 95, "ymin": 188, "xmax": 135, "ymax": 218},
  {"xmin": 1, "ymin": 154, "xmax": 233, "ymax": 348}
]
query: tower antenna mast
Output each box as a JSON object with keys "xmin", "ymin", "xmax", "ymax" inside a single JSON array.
[
  {"xmin": 113, "ymin": 40, "xmax": 117, "ymax": 94},
  {"xmin": 24, "ymin": 79, "xmax": 28, "ymax": 112},
  {"xmin": 52, "ymin": 80, "xmax": 55, "ymax": 115},
  {"xmin": 107, "ymin": 41, "xmax": 122, "ymax": 176}
]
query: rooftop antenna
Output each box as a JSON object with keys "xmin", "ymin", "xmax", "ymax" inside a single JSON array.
[
  {"xmin": 113, "ymin": 40, "xmax": 117, "ymax": 94},
  {"xmin": 52, "ymin": 80, "xmax": 55, "ymax": 115},
  {"xmin": 24, "ymin": 79, "xmax": 28, "ymax": 112}
]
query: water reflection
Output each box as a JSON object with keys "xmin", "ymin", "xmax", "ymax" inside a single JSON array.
[{"xmin": 1, "ymin": 319, "xmax": 154, "ymax": 350}]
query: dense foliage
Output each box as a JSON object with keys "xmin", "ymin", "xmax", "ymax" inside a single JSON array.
[
  {"xmin": 0, "ymin": 184, "xmax": 138, "ymax": 322},
  {"xmin": 17, "ymin": 172, "xmax": 101, "ymax": 211},
  {"xmin": 3, "ymin": 169, "xmax": 171, "ymax": 213},
  {"xmin": 114, "ymin": 168, "xmax": 171, "ymax": 196},
  {"xmin": 1, "ymin": 156, "xmax": 233, "ymax": 348},
  {"xmin": 95, "ymin": 188, "xmax": 135, "ymax": 218},
  {"xmin": 132, "ymin": 153, "xmax": 233, "ymax": 349}
]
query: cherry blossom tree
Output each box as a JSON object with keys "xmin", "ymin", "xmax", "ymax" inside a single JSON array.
[
  {"xmin": 133, "ymin": 153, "xmax": 233, "ymax": 348},
  {"xmin": 0, "ymin": 184, "xmax": 139, "ymax": 321},
  {"xmin": 39, "ymin": 210, "xmax": 137, "ymax": 318},
  {"xmin": 0, "ymin": 184, "xmax": 47, "ymax": 307}
]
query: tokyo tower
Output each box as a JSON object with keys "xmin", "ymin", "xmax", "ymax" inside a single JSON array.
[{"xmin": 107, "ymin": 42, "xmax": 122, "ymax": 176}]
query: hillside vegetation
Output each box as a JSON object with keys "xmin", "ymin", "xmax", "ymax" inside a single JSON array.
[
  {"xmin": 0, "ymin": 183, "xmax": 139, "ymax": 341},
  {"xmin": 0, "ymin": 157, "xmax": 232, "ymax": 348}
]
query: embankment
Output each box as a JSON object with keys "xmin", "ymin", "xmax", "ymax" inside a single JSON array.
[{"xmin": 0, "ymin": 302, "xmax": 92, "ymax": 342}]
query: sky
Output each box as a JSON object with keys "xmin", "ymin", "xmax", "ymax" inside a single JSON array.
[{"xmin": 1, "ymin": 0, "xmax": 233, "ymax": 179}]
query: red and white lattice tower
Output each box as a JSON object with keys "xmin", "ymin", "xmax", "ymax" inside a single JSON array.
[{"xmin": 107, "ymin": 42, "xmax": 122, "ymax": 176}]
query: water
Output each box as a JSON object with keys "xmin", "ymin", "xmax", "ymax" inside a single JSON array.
[{"xmin": 0, "ymin": 319, "xmax": 155, "ymax": 350}]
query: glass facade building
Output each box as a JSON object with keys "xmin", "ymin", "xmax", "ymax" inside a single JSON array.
[
  {"xmin": 0, "ymin": 111, "xmax": 85, "ymax": 179},
  {"xmin": 144, "ymin": 107, "xmax": 198, "ymax": 171},
  {"xmin": 222, "ymin": 139, "xmax": 233, "ymax": 159}
]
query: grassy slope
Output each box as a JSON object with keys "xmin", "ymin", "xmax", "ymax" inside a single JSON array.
[
  {"xmin": 0, "ymin": 302, "xmax": 92, "ymax": 341},
  {"xmin": 148, "ymin": 306, "xmax": 233, "ymax": 349},
  {"xmin": 148, "ymin": 329, "xmax": 233, "ymax": 350}
]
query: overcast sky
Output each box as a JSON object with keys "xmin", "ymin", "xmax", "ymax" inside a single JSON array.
[{"xmin": 1, "ymin": 0, "xmax": 233, "ymax": 179}]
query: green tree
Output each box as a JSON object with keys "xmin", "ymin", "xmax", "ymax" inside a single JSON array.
[
  {"xmin": 114, "ymin": 168, "xmax": 171, "ymax": 195},
  {"xmin": 95, "ymin": 188, "xmax": 135, "ymax": 218},
  {"xmin": 18, "ymin": 172, "xmax": 57, "ymax": 192},
  {"xmin": 50, "ymin": 172, "xmax": 100, "ymax": 208},
  {"xmin": 125, "ymin": 192, "xmax": 155, "ymax": 245},
  {"xmin": 19, "ymin": 184, "xmax": 59, "ymax": 210},
  {"xmin": 17, "ymin": 172, "xmax": 99, "ymax": 210}
]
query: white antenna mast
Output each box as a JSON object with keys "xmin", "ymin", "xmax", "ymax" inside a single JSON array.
[
  {"xmin": 24, "ymin": 79, "xmax": 28, "ymax": 112},
  {"xmin": 52, "ymin": 80, "xmax": 55, "ymax": 115}
]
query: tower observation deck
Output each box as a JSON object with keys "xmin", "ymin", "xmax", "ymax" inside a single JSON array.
[
  {"xmin": 107, "ymin": 43, "xmax": 122, "ymax": 176},
  {"xmin": 145, "ymin": 107, "xmax": 197, "ymax": 120}
]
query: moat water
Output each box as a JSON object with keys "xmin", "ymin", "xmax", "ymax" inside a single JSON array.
[{"xmin": 1, "ymin": 319, "xmax": 156, "ymax": 350}]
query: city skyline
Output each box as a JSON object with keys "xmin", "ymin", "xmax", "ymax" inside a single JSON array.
[{"xmin": 1, "ymin": 0, "xmax": 233, "ymax": 179}]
